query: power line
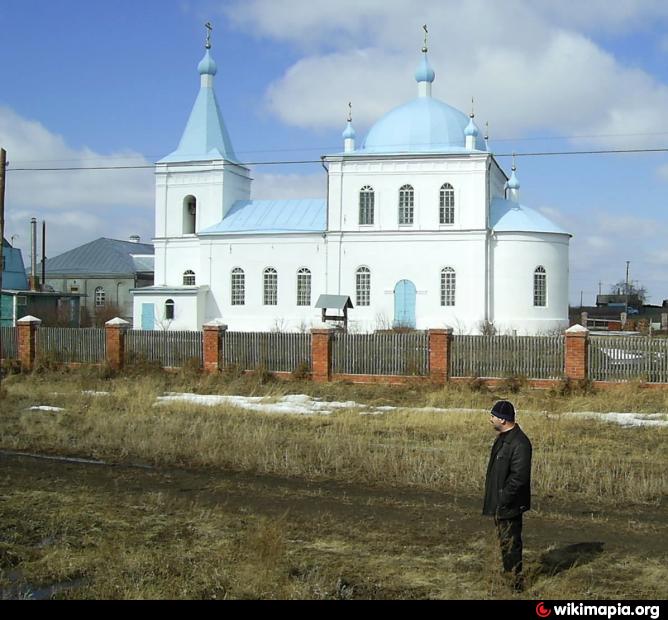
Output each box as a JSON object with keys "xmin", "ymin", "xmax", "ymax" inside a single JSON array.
[{"xmin": 6, "ymin": 146, "xmax": 668, "ymax": 172}]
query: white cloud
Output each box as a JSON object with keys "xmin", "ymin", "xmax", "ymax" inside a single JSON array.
[
  {"xmin": 224, "ymin": 0, "xmax": 668, "ymax": 149},
  {"xmin": 0, "ymin": 106, "xmax": 154, "ymax": 258},
  {"xmin": 251, "ymin": 171, "xmax": 326, "ymax": 200}
]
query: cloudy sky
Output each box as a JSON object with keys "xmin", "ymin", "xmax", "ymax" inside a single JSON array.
[{"xmin": 2, "ymin": 0, "xmax": 668, "ymax": 304}]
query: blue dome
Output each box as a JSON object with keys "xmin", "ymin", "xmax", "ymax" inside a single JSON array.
[
  {"xmin": 507, "ymin": 170, "xmax": 520, "ymax": 190},
  {"xmin": 198, "ymin": 50, "xmax": 218, "ymax": 76},
  {"xmin": 464, "ymin": 116, "xmax": 479, "ymax": 137},
  {"xmin": 360, "ymin": 97, "xmax": 487, "ymax": 153},
  {"xmin": 342, "ymin": 121, "xmax": 356, "ymax": 140},
  {"xmin": 414, "ymin": 54, "xmax": 435, "ymax": 83}
]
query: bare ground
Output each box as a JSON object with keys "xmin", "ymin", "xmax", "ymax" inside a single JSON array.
[{"xmin": 0, "ymin": 451, "xmax": 665, "ymax": 600}]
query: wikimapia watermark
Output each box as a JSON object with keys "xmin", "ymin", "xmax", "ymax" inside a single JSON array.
[{"xmin": 536, "ymin": 602, "xmax": 661, "ymax": 619}]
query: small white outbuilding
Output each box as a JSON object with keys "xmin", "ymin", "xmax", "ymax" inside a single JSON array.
[{"xmin": 133, "ymin": 36, "xmax": 570, "ymax": 335}]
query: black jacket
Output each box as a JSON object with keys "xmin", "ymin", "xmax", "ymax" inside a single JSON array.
[{"xmin": 482, "ymin": 424, "xmax": 532, "ymax": 519}]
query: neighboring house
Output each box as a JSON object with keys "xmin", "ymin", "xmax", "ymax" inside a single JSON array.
[
  {"xmin": 133, "ymin": 36, "xmax": 570, "ymax": 334},
  {"xmin": 45, "ymin": 237, "xmax": 154, "ymax": 324},
  {"xmin": 1, "ymin": 237, "xmax": 80, "ymax": 326}
]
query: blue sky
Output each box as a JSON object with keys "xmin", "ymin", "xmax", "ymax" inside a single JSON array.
[{"xmin": 2, "ymin": 0, "xmax": 668, "ymax": 305}]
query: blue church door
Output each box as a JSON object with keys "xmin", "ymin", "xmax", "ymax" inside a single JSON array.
[
  {"xmin": 141, "ymin": 303, "xmax": 155, "ymax": 330},
  {"xmin": 393, "ymin": 280, "xmax": 416, "ymax": 328}
]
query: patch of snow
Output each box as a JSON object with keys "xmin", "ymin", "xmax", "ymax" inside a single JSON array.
[
  {"xmin": 27, "ymin": 406, "xmax": 64, "ymax": 412},
  {"xmin": 564, "ymin": 412, "xmax": 668, "ymax": 428},
  {"xmin": 81, "ymin": 391, "xmax": 110, "ymax": 396}
]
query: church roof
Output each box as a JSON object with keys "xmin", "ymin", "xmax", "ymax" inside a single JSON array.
[
  {"xmin": 490, "ymin": 198, "xmax": 570, "ymax": 236},
  {"xmin": 200, "ymin": 199, "xmax": 326, "ymax": 235},
  {"xmin": 44, "ymin": 238, "xmax": 155, "ymax": 277},
  {"xmin": 159, "ymin": 48, "xmax": 238, "ymax": 164}
]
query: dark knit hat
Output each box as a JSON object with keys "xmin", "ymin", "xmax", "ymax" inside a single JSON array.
[{"xmin": 491, "ymin": 400, "xmax": 515, "ymax": 422}]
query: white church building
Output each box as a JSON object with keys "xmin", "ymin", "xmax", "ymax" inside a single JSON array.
[{"xmin": 132, "ymin": 34, "xmax": 571, "ymax": 335}]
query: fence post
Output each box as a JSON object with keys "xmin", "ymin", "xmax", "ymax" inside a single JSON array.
[
  {"xmin": 105, "ymin": 317, "xmax": 130, "ymax": 371},
  {"xmin": 428, "ymin": 328, "xmax": 452, "ymax": 383},
  {"xmin": 203, "ymin": 320, "xmax": 227, "ymax": 373},
  {"xmin": 311, "ymin": 328, "xmax": 333, "ymax": 383},
  {"xmin": 564, "ymin": 324, "xmax": 589, "ymax": 381},
  {"xmin": 17, "ymin": 315, "xmax": 41, "ymax": 371}
]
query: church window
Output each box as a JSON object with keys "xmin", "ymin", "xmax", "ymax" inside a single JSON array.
[
  {"xmin": 263, "ymin": 267, "xmax": 278, "ymax": 306},
  {"xmin": 184, "ymin": 195, "xmax": 196, "ymax": 234},
  {"xmin": 359, "ymin": 186, "xmax": 374, "ymax": 225},
  {"xmin": 183, "ymin": 270, "xmax": 196, "ymax": 286},
  {"xmin": 165, "ymin": 299, "xmax": 175, "ymax": 320},
  {"xmin": 231, "ymin": 268, "xmax": 245, "ymax": 305},
  {"xmin": 297, "ymin": 268, "xmax": 311, "ymax": 306},
  {"xmin": 440, "ymin": 268, "xmax": 456, "ymax": 306},
  {"xmin": 439, "ymin": 183, "xmax": 455, "ymax": 224},
  {"xmin": 399, "ymin": 185, "xmax": 414, "ymax": 225},
  {"xmin": 534, "ymin": 266, "xmax": 547, "ymax": 307},
  {"xmin": 356, "ymin": 267, "xmax": 371, "ymax": 306},
  {"xmin": 95, "ymin": 286, "xmax": 106, "ymax": 308}
]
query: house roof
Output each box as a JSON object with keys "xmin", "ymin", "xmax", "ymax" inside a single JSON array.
[
  {"xmin": 44, "ymin": 238, "xmax": 155, "ymax": 277},
  {"xmin": 200, "ymin": 199, "xmax": 326, "ymax": 235}
]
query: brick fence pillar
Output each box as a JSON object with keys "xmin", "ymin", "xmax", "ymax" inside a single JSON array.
[
  {"xmin": 105, "ymin": 317, "xmax": 130, "ymax": 371},
  {"xmin": 564, "ymin": 324, "xmax": 589, "ymax": 381},
  {"xmin": 311, "ymin": 328, "xmax": 333, "ymax": 383},
  {"xmin": 428, "ymin": 328, "xmax": 452, "ymax": 383},
  {"xmin": 17, "ymin": 315, "xmax": 41, "ymax": 371},
  {"xmin": 203, "ymin": 320, "xmax": 228, "ymax": 373}
]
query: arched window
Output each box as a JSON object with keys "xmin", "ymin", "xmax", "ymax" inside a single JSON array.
[
  {"xmin": 356, "ymin": 267, "xmax": 371, "ymax": 306},
  {"xmin": 297, "ymin": 268, "xmax": 311, "ymax": 306},
  {"xmin": 95, "ymin": 286, "xmax": 106, "ymax": 307},
  {"xmin": 183, "ymin": 195, "xmax": 196, "ymax": 234},
  {"xmin": 440, "ymin": 183, "xmax": 455, "ymax": 224},
  {"xmin": 398, "ymin": 184, "xmax": 414, "ymax": 225},
  {"xmin": 359, "ymin": 186, "xmax": 374, "ymax": 225},
  {"xmin": 165, "ymin": 299, "xmax": 175, "ymax": 320},
  {"xmin": 440, "ymin": 268, "xmax": 456, "ymax": 306},
  {"xmin": 534, "ymin": 266, "xmax": 547, "ymax": 307},
  {"xmin": 183, "ymin": 270, "xmax": 196, "ymax": 286},
  {"xmin": 263, "ymin": 267, "xmax": 278, "ymax": 305},
  {"xmin": 231, "ymin": 268, "xmax": 245, "ymax": 306}
]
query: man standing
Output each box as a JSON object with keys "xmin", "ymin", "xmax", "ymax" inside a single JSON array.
[{"xmin": 483, "ymin": 400, "xmax": 532, "ymax": 593}]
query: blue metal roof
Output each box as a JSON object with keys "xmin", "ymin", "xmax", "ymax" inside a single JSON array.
[
  {"xmin": 159, "ymin": 49, "xmax": 237, "ymax": 164},
  {"xmin": 200, "ymin": 199, "xmax": 326, "ymax": 235},
  {"xmin": 490, "ymin": 198, "xmax": 570, "ymax": 235},
  {"xmin": 44, "ymin": 238, "xmax": 155, "ymax": 276},
  {"xmin": 358, "ymin": 96, "xmax": 487, "ymax": 154},
  {"xmin": 2, "ymin": 238, "xmax": 28, "ymax": 290}
]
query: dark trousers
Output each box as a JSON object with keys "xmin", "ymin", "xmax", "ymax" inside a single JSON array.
[{"xmin": 494, "ymin": 514, "xmax": 523, "ymax": 579}]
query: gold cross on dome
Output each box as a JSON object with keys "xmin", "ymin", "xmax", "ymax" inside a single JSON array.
[{"xmin": 422, "ymin": 24, "xmax": 428, "ymax": 53}]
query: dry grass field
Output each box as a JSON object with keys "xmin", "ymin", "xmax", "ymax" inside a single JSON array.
[{"xmin": 0, "ymin": 366, "xmax": 666, "ymax": 599}]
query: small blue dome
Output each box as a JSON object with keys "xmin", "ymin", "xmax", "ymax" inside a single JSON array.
[
  {"xmin": 342, "ymin": 121, "xmax": 356, "ymax": 140},
  {"xmin": 464, "ymin": 116, "xmax": 479, "ymax": 137},
  {"xmin": 414, "ymin": 54, "xmax": 435, "ymax": 83},
  {"xmin": 360, "ymin": 97, "xmax": 487, "ymax": 153},
  {"xmin": 198, "ymin": 50, "xmax": 218, "ymax": 76},
  {"xmin": 507, "ymin": 170, "xmax": 520, "ymax": 190}
]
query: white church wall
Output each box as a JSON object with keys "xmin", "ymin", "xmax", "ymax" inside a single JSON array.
[
  {"xmin": 131, "ymin": 288, "xmax": 207, "ymax": 331},
  {"xmin": 328, "ymin": 156, "xmax": 489, "ymax": 233},
  {"xmin": 200, "ymin": 234, "xmax": 326, "ymax": 332},
  {"xmin": 491, "ymin": 232, "xmax": 570, "ymax": 334}
]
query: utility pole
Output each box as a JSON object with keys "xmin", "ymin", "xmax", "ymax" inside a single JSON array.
[
  {"xmin": 625, "ymin": 260, "xmax": 630, "ymax": 314},
  {"xmin": 0, "ymin": 148, "xmax": 6, "ymax": 394}
]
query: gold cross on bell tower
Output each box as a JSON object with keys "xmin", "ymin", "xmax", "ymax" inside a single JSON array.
[{"xmin": 205, "ymin": 22, "xmax": 213, "ymax": 49}]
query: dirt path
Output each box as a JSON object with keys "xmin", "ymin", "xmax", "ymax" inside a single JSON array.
[{"xmin": 1, "ymin": 451, "xmax": 666, "ymax": 599}]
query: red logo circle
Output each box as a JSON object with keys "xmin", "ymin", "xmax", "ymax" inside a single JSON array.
[{"xmin": 536, "ymin": 603, "xmax": 552, "ymax": 618}]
